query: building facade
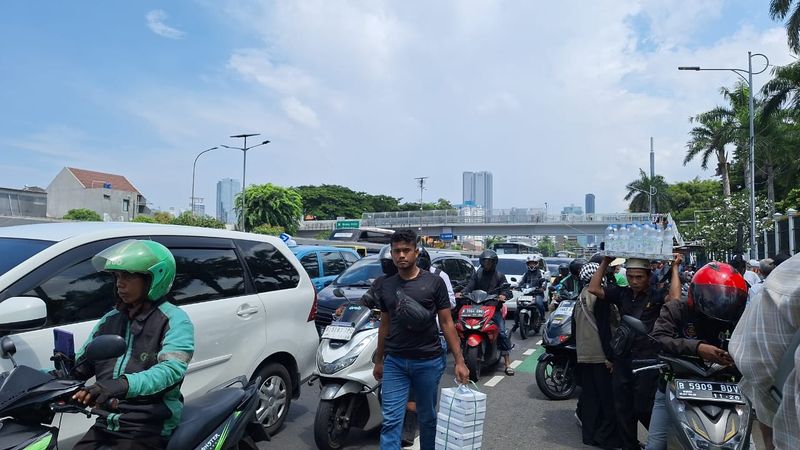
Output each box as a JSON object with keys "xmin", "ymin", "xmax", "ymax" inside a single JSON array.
[
  {"xmin": 46, "ymin": 167, "xmax": 148, "ymax": 221},
  {"xmin": 216, "ymin": 178, "xmax": 241, "ymax": 224},
  {"xmin": 462, "ymin": 171, "xmax": 493, "ymax": 213},
  {"xmin": 584, "ymin": 193, "xmax": 596, "ymax": 245},
  {"xmin": 0, "ymin": 186, "xmax": 47, "ymax": 217}
]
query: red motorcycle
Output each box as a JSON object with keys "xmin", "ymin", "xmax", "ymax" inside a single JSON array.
[{"xmin": 455, "ymin": 285, "xmax": 509, "ymax": 382}]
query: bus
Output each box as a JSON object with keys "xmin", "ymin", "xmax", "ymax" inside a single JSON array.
[{"xmin": 492, "ymin": 241, "xmax": 538, "ymax": 255}]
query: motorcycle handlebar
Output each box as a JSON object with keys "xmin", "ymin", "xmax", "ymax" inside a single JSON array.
[{"xmin": 631, "ymin": 359, "xmax": 660, "ymax": 366}]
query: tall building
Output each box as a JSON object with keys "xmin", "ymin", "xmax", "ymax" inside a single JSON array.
[
  {"xmin": 216, "ymin": 178, "xmax": 241, "ymax": 224},
  {"xmin": 585, "ymin": 194, "xmax": 596, "ymax": 214},
  {"xmin": 462, "ymin": 171, "xmax": 493, "ymax": 213}
]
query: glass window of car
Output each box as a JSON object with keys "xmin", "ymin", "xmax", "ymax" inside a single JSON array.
[
  {"xmin": 457, "ymin": 259, "xmax": 475, "ymax": 281},
  {"xmin": 497, "ymin": 258, "xmax": 527, "ymax": 275},
  {"xmin": 341, "ymin": 251, "xmax": 359, "ymax": 266},
  {"xmin": 334, "ymin": 258, "xmax": 382, "ymax": 287},
  {"xmin": 169, "ymin": 248, "xmax": 246, "ymax": 305},
  {"xmin": 237, "ymin": 240, "xmax": 300, "ymax": 292},
  {"xmin": 440, "ymin": 259, "xmax": 465, "ymax": 283},
  {"xmin": 0, "ymin": 238, "xmax": 55, "ymax": 277},
  {"xmin": 300, "ymin": 253, "xmax": 320, "ymax": 278},
  {"xmin": 360, "ymin": 231, "xmax": 393, "ymax": 244},
  {"xmin": 321, "ymin": 251, "xmax": 347, "ymax": 277}
]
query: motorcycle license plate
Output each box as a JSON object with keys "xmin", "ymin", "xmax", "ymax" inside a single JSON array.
[
  {"xmin": 518, "ymin": 296, "xmax": 533, "ymax": 305},
  {"xmin": 322, "ymin": 323, "xmax": 355, "ymax": 341},
  {"xmin": 674, "ymin": 379, "xmax": 745, "ymax": 404},
  {"xmin": 462, "ymin": 307, "xmax": 484, "ymax": 318}
]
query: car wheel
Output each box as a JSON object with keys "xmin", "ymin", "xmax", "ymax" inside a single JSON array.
[{"xmin": 253, "ymin": 362, "xmax": 292, "ymax": 435}]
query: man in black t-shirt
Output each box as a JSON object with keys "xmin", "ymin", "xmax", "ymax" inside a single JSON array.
[
  {"xmin": 373, "ymin": 230, "xmax": 469, "ymax": 450},
  {"xmin": 588, "ymin": 255, "xmax": 682, "ymax": 450}
]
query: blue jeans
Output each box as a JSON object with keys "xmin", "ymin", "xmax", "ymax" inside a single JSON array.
[
  {"xmin": 645, "ymin": 388, "xmax": 668, "ymax": 450},
  {"xmin": 492, "ymin": 310, "xmax": 511, "ymax": 355},
  {"xmin": 381, "ymin": 354, "xmax": 446, "ymax": 450}
]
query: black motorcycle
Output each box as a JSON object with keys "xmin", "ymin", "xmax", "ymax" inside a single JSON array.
[
  {"xmin": 515, "ymin": 279, "xmax": 546, "ymax": 339},
  {"xmin": 535, "ymin": 299, "xmax": 577, "ymax": 400},
  {"xmin": 0, "ymin": 333, "xmax": 268, "ymax": 450}
]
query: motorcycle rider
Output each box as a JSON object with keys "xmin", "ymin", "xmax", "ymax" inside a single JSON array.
[
  {"xmin": 71, "ymin": 240, "xmax": 195, "ymax": 450},
  {"xmin": 459, "ymin": 249, "xmax": 515, "ymax": 375},
  {"xmin": 553, "ymin": 259, "xmax": 585, "ymax": 305},
  {"xmin": 588, "ymin": 255, "xmax": 682, "ymax": 450},
  {"xmin": 512, "ymin": 255, "xmax": 547, "ymax": 332},
  {"xmin": 549, "ymin": 263, "xmax": 570, "ymax": 302},
  {"xmin": 644, "ymin": 261, "xmax": 747, "ymax": 450}
]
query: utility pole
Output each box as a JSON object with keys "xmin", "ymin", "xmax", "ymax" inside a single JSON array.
[
  {"xmin": 649, "ymin": 137, "xmax": 655, "ymax": 215},
  {"xmin": 414, "ymin": 176, "xmax": 428, "ymax": 234}
]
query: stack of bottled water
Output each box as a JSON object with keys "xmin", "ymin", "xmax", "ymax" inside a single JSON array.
[{"xmin": 604, "ymin": 222, "xmax": 673, "ymax": 256}]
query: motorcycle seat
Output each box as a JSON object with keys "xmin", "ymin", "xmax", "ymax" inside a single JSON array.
[{"xmin": 166, "ymin": 387, "xmax": 246, "ymax": 450}]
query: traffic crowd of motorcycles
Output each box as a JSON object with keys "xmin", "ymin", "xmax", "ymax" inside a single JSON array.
[{"xmin": 315, "ymin": 246, "xmax": 799, "ymax": 450}]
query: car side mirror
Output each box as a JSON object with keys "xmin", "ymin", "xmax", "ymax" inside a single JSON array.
[
  {"xmin": 333, "ymin": 288, "xmax": 345, "ymax": 298},
  {"xmin": 622, "ymin": 315, "xmax": 648, "ymax": 335},
  {"xmin": 0, "ymin": 297, "xmax": 48, "ymax": 332},
  {"xmin": 83, "ymin": 335, "xmax": 127, "ymax": 361}
]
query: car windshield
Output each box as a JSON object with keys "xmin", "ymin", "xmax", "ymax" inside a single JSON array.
[
  {"xmin": 334, "ymin": 258, "xmax": 382, "ymax": 287},
  {"xmin": 497, "ymin": 258, "xmax": 527, "ymax": 275},
  {"xmin": 0, "ymin": 238, "xmax": 55, "ymax": 277},
  {"xmin": 328, "ymin": 230, "xmax": 357, "ymax": 241}
]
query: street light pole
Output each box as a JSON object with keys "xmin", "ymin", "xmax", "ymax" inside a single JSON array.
[
  {"xmin": 678, "ymin": 51, "xmax": 769, "ymax": 259},
  {"xmin": 414, "ymin": 176, "xmax": 428, "ymax": 234},
  {"xmin": 222, "ymin": 134, "xmax": 271, "ymax": 232},
  {"xmin": 191, "ymin": 146, "xmax": 219, "ymax": 216}
]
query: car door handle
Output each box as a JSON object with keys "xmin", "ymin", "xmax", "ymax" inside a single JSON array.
[{"xmin": 236, "ymin": 306, "xmax": 260, "ymax": 318}]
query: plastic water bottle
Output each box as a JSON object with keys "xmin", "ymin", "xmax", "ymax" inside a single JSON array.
[
  {"xmin": 654, "ymin": 224, "xmax": 664, "ymax": 255},
  {"xmin": 662, "ymin": 224, "xmax": 673, "ymax": 254},
  {"xmin": 605, "ymin": 225, "xmax": 616, "ymax": 252},
  {"xmin": 630, "ymin": 223, "xmax": 640, "ymax": 254},
  {"xmin": 618, "ymin": 225, "xmax": 629, "ymax": 252}
]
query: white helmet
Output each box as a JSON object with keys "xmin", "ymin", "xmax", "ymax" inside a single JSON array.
[{"xmin": 526, "ymin": 255, "xmax": 542, "ymax": 263}]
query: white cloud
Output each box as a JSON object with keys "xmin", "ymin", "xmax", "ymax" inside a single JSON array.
[
  {"xmin": 146, "ymin": 10, "xmax": 185, "ymax": 39},
  {"xmin": 282, "ymin": 97, "xmax": 320, "ymax": 128}
]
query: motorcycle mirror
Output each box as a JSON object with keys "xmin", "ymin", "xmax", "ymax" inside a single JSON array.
[
  {"xmin": 622, "ymin": 315, "xmax": 648, "ymax": 335},
  {"xmin": 333, "ymin": 288, "xmax": 345, "ymax": 298},
  {"xmin": 84, "ymin": 335, "xmax": 127, "ymax": 361},
  {"xmin": 0, "ymin": 337, "xmax": 17, "ymax": 368}
]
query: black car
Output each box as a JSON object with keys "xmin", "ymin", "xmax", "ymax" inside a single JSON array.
[{"xmin": 314, "ymin": 251, "xmax": 476, "ymax": 333}]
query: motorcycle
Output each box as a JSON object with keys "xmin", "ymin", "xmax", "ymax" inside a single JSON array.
[
  {"xmin": 515, "ymin": 279, "xmax": 546, "ymax": 339},
  {"xmin": 535, "ymin": 299, "xmax": 577, "ymax": 400},
  {"xmin": 0, "ymin": 333, "xmax": 267, "ymax": 450},
  {"xmin": 624, "ymin": 316, "xmax": 753, "ymax": 450},
  {"xmin": 312, "ymin": 302, "xmax": 382, "ymax": 450},
  {"xmin": 455, "ymin": 284, "xmax": 509, "ymax": 382}
]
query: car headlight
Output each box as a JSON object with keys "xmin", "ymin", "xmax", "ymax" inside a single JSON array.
[{"xmin": 317, "ymin": 335, "xmax": 374, "ymax": 375}]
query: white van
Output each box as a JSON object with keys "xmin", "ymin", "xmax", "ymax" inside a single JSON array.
[{"xmin": 0, "ymin": 223, "xmax": 319, "ymax": 445}]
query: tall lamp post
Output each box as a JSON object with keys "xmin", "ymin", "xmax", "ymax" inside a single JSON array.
[
  {"xmin": 191, "ymin": 146, "xmax": 218, "ymax": 216},
  {"xmin": 414, "ymin": 176, "xmax": 428, "ymax": 234},
  {"xmin": 629, "ymin": 185, "xmax": 658, "ymax": 214},
  {"xmin": 221, "ymin": 134, "xmax": 270, "ymax": 232},
  {"xmin": 678, "ymin": 51, "xmax": 769, "ymax": 259}
]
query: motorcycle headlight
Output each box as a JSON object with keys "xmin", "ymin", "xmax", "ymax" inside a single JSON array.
[
  {"xmin": 317, "ymin": 335, "xmax": 374, "ymax": 375},
  {"xmin": 668, "ymin": 386, "xmax": 750, "ymax": 450}
]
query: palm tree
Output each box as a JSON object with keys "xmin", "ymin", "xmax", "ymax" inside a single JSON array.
[
  {"xmin": 770, "ymin": 0, "xmax": 800, "ymax": 53},
  {"xmin": 685, "ymin": 113, "xmax": 733, "ymax": 196},
  {"xmin": 762, "ymin": 61, "xmax": 800, "ymax": 115},
  {"xmin": 624, "ymin": 169, "xmax": 671, "ymax": 213}
]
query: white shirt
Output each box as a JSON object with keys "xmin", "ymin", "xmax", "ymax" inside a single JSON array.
[{"xmin": 431, "ymin": 266, "xmax": 456, "ymax": 308}]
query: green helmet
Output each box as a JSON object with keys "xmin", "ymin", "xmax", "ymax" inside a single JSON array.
[{"xmin": 92, "ymin": 239, "xmax": 176, "ymax": 301}]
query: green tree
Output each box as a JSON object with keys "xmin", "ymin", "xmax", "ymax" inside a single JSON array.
[
  {"xmin": 131, "ymin": 215, "xmax": 156, "ymax": 223},
  {"xmin": 171, "ymin": 212, "xmax": 225, "ymax": 229},
  {"xmin": 685, "ymin": 113, "xmax": 733, "ymax": 196},
  {"xmin": 666, "ymin": 178, "xmax": 723, "ymax": 240},
  {"xmin": 776, "ymin": 187, "xmax": 800, "ymax": 211},
  {"xmin": 294, "ymin": 184, "xmax": 401, "ymax": 219},
  {"xmin": 63, "ymin": 208, "xmax": 102, "ymax": 221},
  {"xmin": 693, "ymin": 192, "xmax": 772, "ymax": 256},
  {"xmin": 238, "ymin": 183, "xmax": 303, "ymax": 234},
  {"xmin": 251, "ymin": 224, "xmax": 286, "ymax": 236},
  {"xmin": 153, "ymin": 211, "xmax": 173, "ymax": 224},
  {"xmin": 770, "ymin": 0, "xmax": 800, "ymax": 53},
  {"xmin": 536, "ymin": 236, "xmax": 555, "ymax": 257},
  {"xmin": 624, "ymin": 169, "xmax": 671, "ymax": 213}
]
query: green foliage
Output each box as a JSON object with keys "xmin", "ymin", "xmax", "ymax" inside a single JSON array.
[
  {"xmin": 294, "ymin": 184, "xmax": 401, "ymax": 220},
  {"xmin": 692, "ymin": 192, "xmax": 773, "ymax": 255},
  {"xmin": 667, "ymin": 178, "xmax": 722, "ymax": 236},
  {"xmin": 484, "ymin": 236, "xmax": 504, "ymax": 249},
  {"xmin": 251, "ymin": 224, "xmax": 286, "ymax": 236},
  {"xmin": 171, "ymin": 212, "xmax": 225, "ymax": 229},
  {"xmin": 238, "ymin": 183, "xmax": 303, "ymax": 234},
  {"xmin": 397, "ymin": 198, "xmax": 455, "ymax": 211},
  {"xmin": 131, "ymin": 215, "xmax": 156, "ymax": 223},
  {"xmin": 770, "ymin": 0, "xmax": 800, "ymax": 53},
  {"xmin": 624, "ymin": 169, "xmax": 671, "ymax": 213},
  {"xmin": 536, "ymin": 236, "xmax": 555, "ymax": 257},
  {"xmin": 776, "ymin": 187, "xmax": 800, "ymax": 212},
  {"xmin": 315, "ymin": 230, "xmax": 332, "ymax": 240},
  {"xmin": 153, "ymin": 211, "xmax": 173, "ymax": 224},
  {"xmin": 63, "ymin": 208, "xmax": 102, "ymax": 221}
]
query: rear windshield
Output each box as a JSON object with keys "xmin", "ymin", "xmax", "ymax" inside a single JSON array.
[
  {"xmin": 497, "ymin": 258, "xmax": 527, "ymax": 276},
  {"xmin": 334, "ymin": 258, "xmax": 382, "ymax": 287},
  {"xmin": 0, "ymin": 238, "xmax": 55, "ymax": 277},
  {"xmin": 328, "ymin": 231, "xmax": 356, "ymax": 241}
]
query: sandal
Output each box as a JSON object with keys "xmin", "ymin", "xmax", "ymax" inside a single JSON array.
[{"xmin": 504, "ymin": 367, "xmax": 515, "ymax": 376}]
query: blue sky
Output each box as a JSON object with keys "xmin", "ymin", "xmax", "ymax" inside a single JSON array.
[{"xmin": 1, "ymin": 1, "xmax": 795, "ymax": 215}]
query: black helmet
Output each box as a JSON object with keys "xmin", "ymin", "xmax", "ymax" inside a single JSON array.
[
  {"xmin": 479, "ymin": 249, "xmax": 498, "ymax": 272},
  {"xmin": 569, "ymin": 258, "xmax": 587, "ymax": 277},
  {"xmin": 378, "ymin": 245, "xmax": 397, "ymax": 277},
  {"xmin": 558, "ymin": 263, "xmax": 569, "ymax": 276},
  {"xmin": 589, "ymin": 253, "xmax": 604, "ymax": 264},
  {"xmin": 417, "ymin": 245, "xmax": 431, "ymax": 271}
]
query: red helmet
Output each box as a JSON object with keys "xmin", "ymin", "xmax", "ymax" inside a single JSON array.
[{"xmin": 688, "ymin": 262, "xmax": 748, "ymax": 323}]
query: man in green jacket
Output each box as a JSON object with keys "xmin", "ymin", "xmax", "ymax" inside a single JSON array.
[{"xmin": 72, "ymin": 239, "xmax": 195, "ymax": 450}]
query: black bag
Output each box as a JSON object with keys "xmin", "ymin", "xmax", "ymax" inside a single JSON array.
[
  {"xmin": 610, "ymin": 322, "xmax": 636, "ymax": 359},
  {"xmin": 395, "ymin": 288, "xmax": 435, "ymax": 332}
]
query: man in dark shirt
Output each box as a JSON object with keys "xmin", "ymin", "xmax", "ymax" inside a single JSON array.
[
  {"xmin": 588, "ymin": 255, "xmax": 682, "ymax": 450},
  {"xmin": 373, "ymin": 230, "xmax": 469, "ymax": 450}
]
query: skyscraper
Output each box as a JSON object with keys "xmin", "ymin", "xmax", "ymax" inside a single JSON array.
[
  {"xmin": 585, "ymin": 193, "xmax": 596, "ymax": 214},
  {"xmin": 216, "ymin": 178, "xmax": 241, "ymax": 224},
  {"xmin": 462, "ymin": 171, "xmax": 493, "ymax": 212}
]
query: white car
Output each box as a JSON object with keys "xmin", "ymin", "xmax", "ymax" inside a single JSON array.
[{"xmin": 0, "ymin": 223, "xmax": 319, "ymax": 445}]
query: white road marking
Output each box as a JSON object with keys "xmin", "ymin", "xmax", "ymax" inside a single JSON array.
[
  {"xmin": 484, "ymin": 375, "xmax": 504, "ymax": 387},
  {"xmin": 523, "ymin": 349, "xmax": 535, "ymax": 356},
  {"xmin": 510, "ymin": 360, "xmax": 523, "ymax": 369}
]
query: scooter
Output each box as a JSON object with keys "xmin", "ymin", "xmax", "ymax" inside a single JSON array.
[
  {"xmin": 0, "ymin": 333, "xmax": 268, "ymax": 450},
  {"xmin": 515, "ymin": 279, "xmax": 546, "ymax": 339},
  {"xmin": 312, "ymin": 303, "xmax": 382, "ymax": 450},
  {"xmin": 535, "ymin": 299, "xmax": 577, "ymax": 400},
  {"xmin": 455, "ymin": 284, "xmax": 509, "ymax": 382},
  {"xmin": 625, "ymin": 316, "xmax": 753, "ymax": 450}
]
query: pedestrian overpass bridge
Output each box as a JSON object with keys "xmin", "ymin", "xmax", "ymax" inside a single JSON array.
[{"xmin": 298, "ymin": 210, "xmax": 685, "ymax": 246}]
